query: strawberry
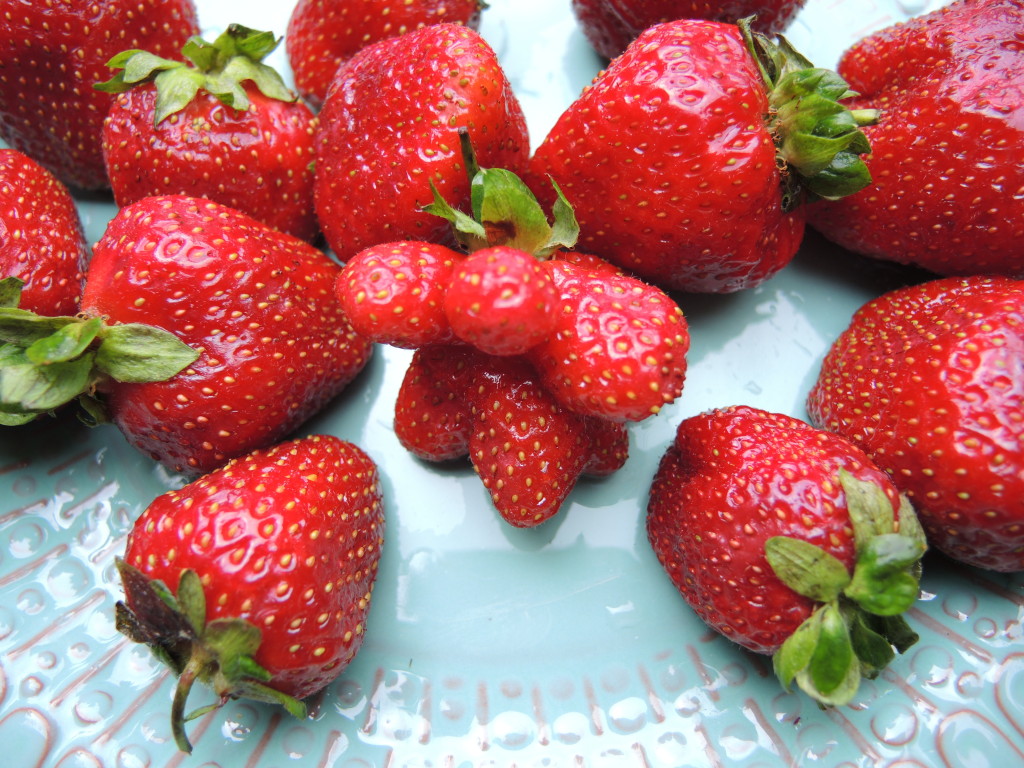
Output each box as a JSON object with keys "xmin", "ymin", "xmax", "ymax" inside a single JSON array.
[
  {"xmin": 395, "ymin": 346, "xmax": 628, "ymax": 526},
  {"xmin": 807, "ymin": 275, "xmax": 1024, "ymax": 572},
  {"xmin": 572, "ymin": 0, "xmax": 807, "ymax": 59},
  {"xmin": 96, "ymin": 25, "xmax": 319, "ymax": 242},
  {"xmin": 313, "ymin": 23, "xmax": 530, "ymax": 262},
  {"xmin": 0, "ymin": 195, "xmax": 372, "ymax": 473},
  {"xmin": 806, "ymin": 0, "xmax": 1024, "ymax": 278},
  {"xmin": 0, "ymin": 0, "xmax": 199, "ymax": 189},
  {"xmin": 647, "ymin": 405, "xmax": 927, "ymax": 705},
  {"xmin": 528, "ymin": 18, "xmax": 876, "ymax": 293},
  {"xmin": 116, "ymin": 434, "xmax": 385, "ymax": 753},
  {"xmin": 286, "ymin": 0, "xmax": 484, "ymax": 109},
  {"xmin": 337, "ymin": 146, "xmax": 691, "ymax": 423},
  {"xmin": 0, "ymin": 149, "xmax": 88, "ymax": 317}
]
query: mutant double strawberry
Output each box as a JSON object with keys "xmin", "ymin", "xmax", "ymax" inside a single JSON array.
[
  {"xmin": 807, "ymin": 0, "xmax": 1024, "ymax": 278},
  {"xmin": 287, "ymin": 0, "xmax": 484, "ymax": 109},
  {"xmin": 647, "ymin": 405, "xmax": 927, "ymax": 705},
  {"xmin": 336, "ymin": 147, "xmax": 689, "ymax": 525},
  {"xmin": 528, "ymin": 17, "xmax": 876, "ymax": 293},
  {"xmin": 116, "ymin": 434, "xmax": 385, "ymax": 753},
  {"xmin": 0, "ymin": 195, "xmax": 371, "ymax": 473},
  {"xmin": 96, "ymin": 24, "xmax": 319, "ymax": 242},
  {"xmin": 0, "ymin": 149, "xmax": 88, "ymax": 317},
  {"xmin": 808, "ymin": 276, "xmax": 1024, "ymax": 572},
  {"xmin": 0, "ymin": 0, "xmax": 199, "ymax": 189},
  {"xmin": 572, "ymin": 0, "xmax": 807, "ymax": 59},
  {"xmin": 313, "ymin": 23, "xmax": 530, "ymax": 262}
]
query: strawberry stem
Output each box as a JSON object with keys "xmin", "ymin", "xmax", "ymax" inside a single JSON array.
[{"xmin": 171, "ymin": 657, "xmax": 202, "ymax": 753}]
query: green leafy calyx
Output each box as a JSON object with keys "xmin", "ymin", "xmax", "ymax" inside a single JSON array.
[
  {"xmin": 115, "ymin": 560, "xmax": 307, "ymax": 754},
  {"xmin": 423, "ymin": 129, "xmax": 579, "ymax": 258},
  {"xmin": 739, "ymin": 17, "xmax": 877, "ymax": 210},
  {"xmin": 0, "ymin": 288, "xmax": 198, "ymax": 426},
  {"xmin": 767, "ymin": 470, "xmax": 926, "ymax": 706},
  {"xmin": 95, "ymin": 24, "xmax": 295, "ymax": 124}
]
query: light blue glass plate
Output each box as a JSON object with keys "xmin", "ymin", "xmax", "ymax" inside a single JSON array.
[{"xmin": 3, "ymin": 1, "xmax": 1023, "ymax": 766}]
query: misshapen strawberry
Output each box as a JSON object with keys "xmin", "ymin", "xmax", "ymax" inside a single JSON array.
[
  {"xmin": 528, "ymin": 18, "xmax": 875, "ymax": 293},
  {"xmin": 287, "ymin": 0, "xmax": 484, "ymax": 109},
  {"xmin": 0, "ymin": 196, "xmax": 371, "ymax": 473},
  {"xmin": 0, "ymin": 149, "xmax": 88, "ymax": 317},
  {"xmin": 807, "ymin": 0, "xmax": 1024, "ymax": 278},
  {"xmin": 807, "ymin": 276, "xmax": 1024, "ymax": 572},
  {"xmin": 396, "ymin": 346, "xmax": 628, "ymax": 526},
  {"xmin": 314, "ymin": 24, "xmax": 529, "ymax": 262},
  {"xmin": 97, "ymin": 25, "xmax": 320, "ymax": 242},
  {"xmin": 572, "ymin": 0, "xmax": 807, "ymax": 59},
  {"xmin": 647, "ymin": 405, "xmax": 926, "ymax": 705},
  {"xmin": 117, "ymin": 434, "xmax": 384, "ymax": 752},
  {"xmin": 0, "ymin": 0, "xmax": 199, "ymax": 189}
]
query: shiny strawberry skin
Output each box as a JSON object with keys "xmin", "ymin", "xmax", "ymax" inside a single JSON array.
[
  {"xmin": 0, "ymin": 149, "xmax": 88, "ymax": 315},
  {"xmin": 102, "ymin": 84, "xmax": 320, "ymax": 242},
  {"xmin": 528, "ymin": 259, "xmax": 689, "ymax": 421},
  {"xmin": 807, "ymin": 276, "xmax": 1024, "ymax": 572},
  {"xmin": 0, "ymin": 0, "xmax": 199, "ymax": 189},
  {"xmin": 286, "ymin": 0, "xmax": 483, "ymax": 109},
  {"xmin": 123, "ymin": 434, "xmax": 385, "ymax": 699},
  {"xmin": 572, "ymin": 0, "xmax": 807, "ymax": 59},
  {"xmin": 647, "ymin": 405, "xmax": 901, "ymax": 654},
  {"xmin": 80, "ymin": 195, "xmax": 372, "ymax": 474},
  {"xmin": 807, "ymin": 0, "xmax": 1024, "ymax": 277},
  {"xmin": 395, "ymin": 346, "xmax": 629, "ymax": 526},
  {"xmin": 528, "ymin": 20, "xmax": 804, "ymax": 293},
  {"xmin": 313, "ymin": 24, "xmax": 530, "ymax": 262}
]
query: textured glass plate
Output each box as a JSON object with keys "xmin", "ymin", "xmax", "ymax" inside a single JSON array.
[{"xmin": 3, "ymin": 1, "xmax": 1023, "ymax": 767}]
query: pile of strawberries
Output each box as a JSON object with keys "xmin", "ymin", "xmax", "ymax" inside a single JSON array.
[{"xmin": 0, "ymin": 0, "xmax": 1020, "ymax": 753}]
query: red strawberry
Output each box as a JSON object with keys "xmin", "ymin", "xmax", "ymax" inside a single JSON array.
[
  {"xmin": 528, "ymin": 18, "xmax": 875, "ymax": 293},
  {"xmin": 806, "ymin": 0, "xmax": 1024, "ymax": 278},
  {"xmin": 286, "ymin": 0, "xmax": 484, "ymax": 109},
  {"xmin": 97, "ymin": 25, "xmax": 319, "ymax": 242},
  {"xmin": 395, "ymin": 346, "xmax": 628, "ymax": 526},
  {"xmin": 313, "ymin": 23, "xmax": 530, "ymax": 262},
  {"xmin": 116, "ymin": 434, "xmax": 384, "ymax": 753},
  {"xmin": 807, "ymin": 275, "xmax": 1024, "ymax": 572},
  {"xmin": 572, "ymin": 0, "xmax": 807, "ymax": 59},
  {"xmin": 0, "ymin": 0, "xmax": 199, "ymax": 189},
  {"xmin": 443, "ymin": 246, "xmax": 559, "ymax": 356},
  {"xmin": 0, "ymin": 149, "xmax": 88, "ymax": 316},
  {"xmin": 0, "ymin": 195, "xmax": 371, "ymax": 473},
  {"xmin": 647, "ymin": 405, "xmax": 926, "ymax": 705}
]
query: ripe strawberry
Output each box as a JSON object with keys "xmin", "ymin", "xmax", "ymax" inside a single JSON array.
[
  {"xmin": 0, "ymin": 195, "xmax": 371, "ymax": 473},
  {"xmin": 395, "ymin": 346, "xmax": 628, "ymax": 526},
  {"xmin": 286, "ymin": 0, "xmax": 484, "ymax": 109},
  {"xmin": 528, "ymin": 18, "xmax": 875, "ymax": 293},
  {"xmin": 0, "ymin": 149, "xmax": 88, "ymax": 316},
  {"xmin": 647, "ymin": 405, "xmax": 927, "ymax": 705},
  {"xmin": 116, "ymin": 434, "xmax": 384, "ymax": 753},
  {"xmin": 572, "ymin": 0, "xmax": 807, "ymax": 59},
  {"xmin": 0, "ymin": 0, "xmax": 199, "ymax": 189},
  {"xmin": 807, "ymin": 275, "xmax": 1024, "ymax": 572},
  {"xmin": 806, "ymin": 0, "xmax": 1024, "ymax": 277},
  {"xmin": 313, "ymin": 23, "xmax": 530, "ymax": 262},
  {"xmin": 97, "ymin": 25, "xmax": 319, "ymax": 242}
]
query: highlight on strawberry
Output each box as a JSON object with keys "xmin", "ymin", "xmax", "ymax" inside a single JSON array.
[
  {"xmin": 335, "ymin": 135, "xmax": 689, "ymax": 526},
  {"xmin": 647, "ymin": 406, "xmax": 927, "ymax": 706},
  {"xmin": 96, "ymin": 24, "xmax": 320, "ymax": 241},
  {"xmin": 115, "ymin": 434, "xmax": 385, "ymax": 753},
  {"xmin": 528, "ymin": 16, "xmax": 877, "ymax": 293},
  {"xmin": 808, "ymin": 275, "xmax": 1024, "ymax": 573}
]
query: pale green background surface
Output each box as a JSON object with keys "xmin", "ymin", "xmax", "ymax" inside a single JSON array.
[{"xmin": 2, "ymin": 1, "xmax": 1023, "ymax": 766}]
